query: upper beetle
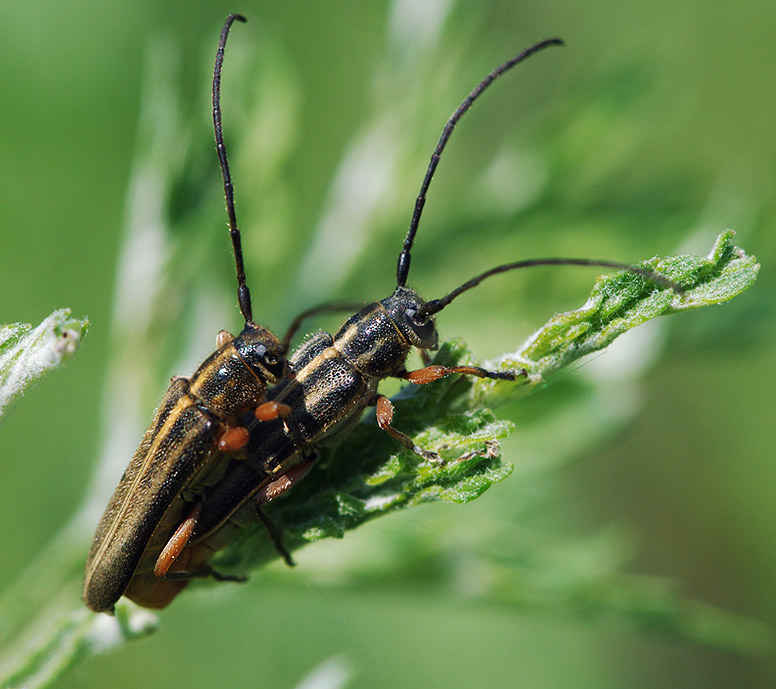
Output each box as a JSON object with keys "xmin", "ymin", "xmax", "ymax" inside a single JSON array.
[{"xmin": 84, "ymin": 15, "xmax": 293, "ymax": 613}]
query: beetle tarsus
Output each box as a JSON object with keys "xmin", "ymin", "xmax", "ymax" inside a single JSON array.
[
  {"xmin": 208, "ymin": 567, "xmax": 248, "ymax": 583},
  {"xmin": 161, "ymin": 564, "xmax": 247, "ymax": 583},
  {"xmin": 375, "ymin": 395, "xmax": 439, "ymax": 460}
]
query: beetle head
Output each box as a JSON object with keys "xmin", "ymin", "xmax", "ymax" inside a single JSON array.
[
  {"xmin": 380, "ymin": 286, "xmax": 438, "ymax": 351},
  {"xmin": 233, "ymin": 324, "xmax": 288, "ymax": 383}
]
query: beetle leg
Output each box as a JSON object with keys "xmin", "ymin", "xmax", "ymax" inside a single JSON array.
[
  {"xmin": 216, "ymin": 329, "xmax": 234, "ymax": 348},
  {"xmin": 161, "ymin": 565, "xmax": 246, "ymax": 583},
  {"xmin": 255, "ymin": 506, "xmax": 295, "ymax": 567},
  {"xmin": 254, "ymin": 400, "xmax": 292, "ymax": 422},
  {"xmin": 217, "ymin": 425, "xmax": 250, "ymax": 452},
  {"xmin": 401, "ymin": 364, "xmax": 527, "ymax": 384},
  {"xmin": 154, "ymin": 501, "xmax": 202, "ymax": 578},
  {"xmin": 255, "ymin": 458, "xmax": 316, "ymax": 505},
  {"xmin": 154, "ymin": 500, "xmax": 246, "ymax": 583},
  {"xmin": 252, "ymin": 459, "xmax": 317, "ymax": 566},
  {"xmin": 206, "ymin": 568, "xmax": 247, "ymax": 582},
  {"xmin": 375, "ymin": 395, "xmax": 438, "ymax": 461}
]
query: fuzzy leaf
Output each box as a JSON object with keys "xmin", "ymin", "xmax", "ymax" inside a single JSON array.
[
  {"xmin": 0, "ymin": 309, "xmax": 89, "ymax": 417},
  {"xmin": 474, "ymin": 231, "xmax": 758, "ymax": 407}
]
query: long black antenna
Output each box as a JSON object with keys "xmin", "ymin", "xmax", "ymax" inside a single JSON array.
[
  {"xmin": 418, "ymin": 258, "xmax": 683, "ymax": 319},
  {"xmin": 395, "ymin": 38, "xmax": 564, "ymax": 288},
  {"xmin": 213, "ymin": 13, "xmax": 252, "ymax": 322}
]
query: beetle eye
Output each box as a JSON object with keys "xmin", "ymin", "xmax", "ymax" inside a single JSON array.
[
  {"xmin": 261, "ymin": 353, "xmax": 286, "ymax": 379},
  {"xmin": 405, "ymin": 309, "xmax": 435, "ymax": 342}
]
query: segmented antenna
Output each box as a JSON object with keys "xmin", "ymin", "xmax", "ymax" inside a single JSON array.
[
  {"xmin": 213, "ymin": 13, "xmax": 252, "ymax": 322},
  {"xmin": 418, "ymin": 258, "xmax": 683, "ymax": 319},
  {"xmin": 395, "ymin": 38, "xmax": 564, "ymax": 287}
]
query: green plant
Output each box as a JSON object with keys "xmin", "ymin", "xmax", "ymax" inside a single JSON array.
[{"xmin": 0, "ymin": 22, "xmax": 762, "ymax": 689}]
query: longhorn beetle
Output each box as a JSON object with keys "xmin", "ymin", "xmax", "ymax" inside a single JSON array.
[
  {"xmin": 137, "ymin": 16, "xmax": 682, "ymax": 600},
  {"xmin": 83, "ymin": 15, "xmax": 359, "ymax": 613}
]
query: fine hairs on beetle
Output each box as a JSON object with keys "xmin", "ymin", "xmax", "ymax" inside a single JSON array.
[{"xmin": 84, "ymin": 14, "xmax": 681, "ymax": 614}]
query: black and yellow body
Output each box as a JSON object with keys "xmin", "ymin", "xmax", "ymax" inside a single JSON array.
[
  {"xmin": 84, "ymin": 17, "xmax": 668, "ymax": 614},
  {"xmin": 83, "ymin": 323, "xmax": 287, "ymax": 612},
  {"xmin": 182, "ymin": 288, "xmax": 454, "ymax": 546}
]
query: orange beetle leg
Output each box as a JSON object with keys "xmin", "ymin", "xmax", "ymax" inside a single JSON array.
[
  {"xmin": 254, "ymin": 401, "xmax": 291, "ymax": 422},
  {"xmin": 217, "ymin": 425, "xmax": 250, "ymax": 452},
  {"xmin": 154, "ymin": 501, "xmax": 202, "ymax": 579}
]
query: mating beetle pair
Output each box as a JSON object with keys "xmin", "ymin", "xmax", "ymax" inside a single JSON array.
[{"xmin": 83, "ymin": 15, "xmax": 677, "ymax": 613}]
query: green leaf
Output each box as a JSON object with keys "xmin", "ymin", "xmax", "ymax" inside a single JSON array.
[
  {"xmin": 474, "ymin": 230, "xmax": 759, "ymax": 407},
  {"xmin": 0, "ymin": 22, "xmax": 763, "ymax": 688}
]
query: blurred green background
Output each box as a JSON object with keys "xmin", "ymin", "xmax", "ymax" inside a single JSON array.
[{"xmin": 0, "ymin": 0, "xmax": 773, "ymax": 687}]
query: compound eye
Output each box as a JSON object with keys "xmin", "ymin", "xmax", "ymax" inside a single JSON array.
[
  {"xmin": 406, "ymin": 309, "xmax": 435, "ymax": 343},
  {"xmin": 261, "ymin": 353, "xmax": 286, "ymax": 380}
]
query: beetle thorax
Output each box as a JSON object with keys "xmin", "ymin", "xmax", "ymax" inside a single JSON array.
[
  {"xmin": 188, "ymin": 324, "xmax": 286, "ymax": 419},
  {"xmin": 334, "ymin": 287, "xmax": 438, "ymax": 379}
]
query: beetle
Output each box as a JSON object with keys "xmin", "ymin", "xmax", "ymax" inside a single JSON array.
[
  {"xmin": 82, "ymin": 14, "xmax": 352, "ymax": 613},
  {"xmin": 147, "ymin": 19, "xmax": 680, "ymax": 590}
]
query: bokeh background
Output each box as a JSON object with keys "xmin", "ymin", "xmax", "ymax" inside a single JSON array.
[{"xmin": 0, "ymin": 1, "xmax": 773, "ymax": 687}]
